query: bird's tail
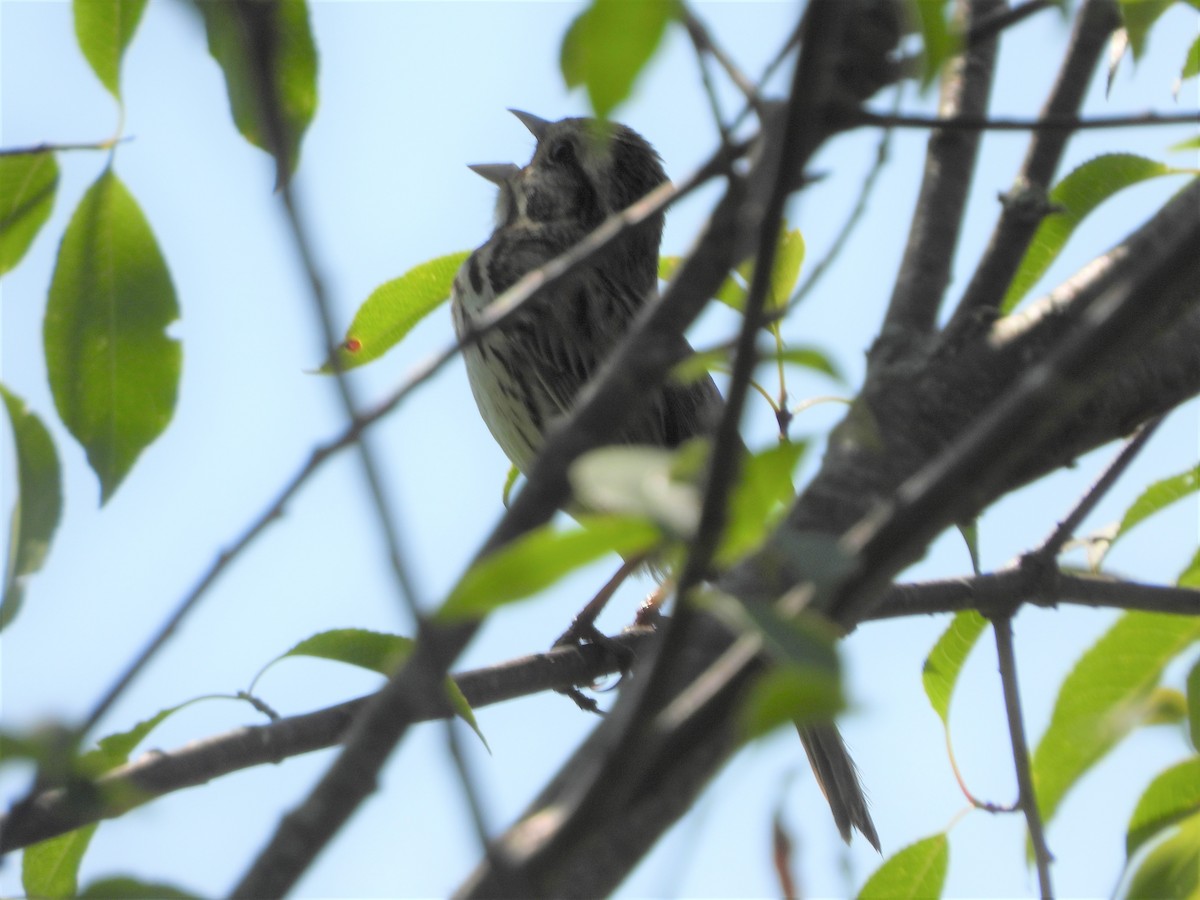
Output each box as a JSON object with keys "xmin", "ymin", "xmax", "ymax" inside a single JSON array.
[{"xmin": 797, "ymin": 723, "xmax": 880, "ymax": 852}]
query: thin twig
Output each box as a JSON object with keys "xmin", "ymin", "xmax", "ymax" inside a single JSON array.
[
  {"xmin": 858, "ymin": 110, "xmax": 1199, "ymax": 131},
  {"xmin": 1033, "ymin": 415, "xmax": 1166, "ymax": 560},
  {"xmin": 0, "ymin": 137, "xmax": 131, "ymax": 157},
  {"xmin": 679, "ymin": 3, "xmax": 762, "ymax": 111},
  {"xmin": 966, "ymin": 0, "xmax": 1059, "ymax": 47},
  {"xmin": 992, "ymin": 615, "xmax": 1055, "ymax": 897}
]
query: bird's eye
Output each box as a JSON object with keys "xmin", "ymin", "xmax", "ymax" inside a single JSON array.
[{"xmin": 549, "ymin": 139, "xmax": 576, "ymax": 166}]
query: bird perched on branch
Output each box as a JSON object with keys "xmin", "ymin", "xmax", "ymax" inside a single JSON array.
[{"xmin": 449, "ymin": 109, "xmax": 878, "ymax": 851}]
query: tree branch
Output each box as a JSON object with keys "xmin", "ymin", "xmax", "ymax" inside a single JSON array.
[{"xmin": 881, "ymin": 0, "xmax": 1004, "ymax": 338}]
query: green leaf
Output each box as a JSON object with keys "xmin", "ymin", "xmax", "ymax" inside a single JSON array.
[
  {"xmin": 1, "ymin": 385, "xmax": 62, "ymax": 631},
  {"xmin": 1115, "ymin": 465, "xmax": 1200, "ymax": 541},
  {"xmin": 560, "ymin": 0, "xmax": 673, "ymax": 118},
  {"xmin": 79, "ymin": 701, "xmax": 197, "ymax": 778},
  {"xmin": 72, "ymin": 0, "xmax": 148, "ymax": 99},
  {"xmin": 260, "ymin": 628, "xmax": 413, "ymax": 682},
  {"xmin": 776, "ymin": 346, "xmax": 843, "ymax": 382},
  {"xmin": 1032, "ymin": 612, "xmax": 1200, "ymax": 827},
  {"xmin": 569, "ymin": 445, "xmax": 703, "ymax": 538},
  {"xmin": 910, "ymin": 0, "xmax": 959, "ymax": 90},
  {"xmin": 737, "ymin": 225, "xmax": 805, "ymax": 314},
  {"xmin": 1118, "ymin": 0, "xmax": 1172, "ymax": 61},
  {"xmin": 44, "ymin": 167, "xmax": 180, "ymax": 503},
  {"xmin": 1188, "ymin": 660, "xmax": 1200, "ymax": 750},
  {"xmin": 1121, "ymin": 811, "xmax": 1200, "ymax": 900},
  {"xmin": 858, "ymin": 833, "xmax": 950, "ymax": 899},
  {"xmin": 438, "ymin": 515, "xmax": 661, "ymax": 621},
  {"xmin": 23, "ymin": 825, "xmax": 98, "ymax": 900},
  {"xmin": 445, "ymin": 677, "xmax": 490, "ymax": 752},
  {"xmin": 80, "ymin": 876, "xmax": 199, "ymax": 899},
  {"xmin": 198, "ymin": 0, "xmax": 318, "ymax": 187},
  {"xmin": 0, "ymin": 153, "xmax": 59, "ymax": 276},
  {"xmin": 719, "ymin": 440, "xmax": 807, "ymax": 565},
  {"xmin": 1002, "ymin": 154, "xmax": 1192, "ymax": 312},
  {"xmin": 922, "ymin": 610, "xmax": 988, "ymax": 726},
  {"xmin": 323, "ymin": 252, "xmax": 469, "ymax": 372},
  {"xmin": 1180, "ymin": 546, "xmax": 1200, "ymax": 589},
  {"xmin": 956, "ymin": 521, "xmax": 981, "ymax": 575},
  {"xmin": 1127, "ymin": 757, "xmax": 1200, "ymax": 857},
  {"xmin": 1183, "ymin": 33, "xmax": 1200, "ymax": 81},
  {"xmin": 659, "ymin": 255, "xmax": 746, "ymax": 310},
  {"xmin": 741, "ymin": 663, "xmax": 845, "ymax": 740}
]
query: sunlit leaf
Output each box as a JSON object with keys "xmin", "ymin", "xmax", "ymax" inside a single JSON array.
[
  {"xmin": 1188, "ymin": 659, "xmax": 1200, "ymax": 750},
  {"xmin": 1002, "ymin": 154, "xmax": 1192, "ymax": 312},
  {"xmin": 561, "ymin": 0, "xmax": 673, "ymax": 118},
  {"xmin": 438, "ymin": 515, "xmax": 660, "ymax": 621},
  {"xmin": 1180, "ymin": 546, "xmax": 1200, "ymax": 589},
  {"xmin": 80, "ymin": 877, "xmax": 198, "ymax": 899},
  {"xmin": 79, "ymin": 703, "xmax": 193, "ymax": 779},
  {"xmin": 777, "ymin": 346, "xmax": 842, "ymax": 382},
  {"xmin": 1032, "ymin": 612, "xmax": 1200, "ymax": 827},
  {"xmin": 44, "ymin": 167, "xmax": 180, "ymax": 503},
  {"xmin": 738, "ymin": 225, "xmax": 805, "ymax": 313},
  {"xmin": 1127, "ymin": 757, "xmax": 1200, "ymax": 857},
  {"xmin": 323, "ymin": 252, "xmax": 468, "ymax": 372},
  {"xmin": 1115, "ymin": 465, "xmax": 1200, "ymax": 541},
  {"xmin": 719, "ymin": 440, "xmax": 806, "ymax": 565},
  {"xmin": 23, "ymin": 825, "xmax": 98, "ymax": 900},
  {"xmin": 0, "ymin": 153, "xmax": 59, "ymax": 276},
  {"xmin": 1121, "ymin": 810, "xmax": 1200, "ymax": 900},
  {"xmin": 922, "ymin": 610, "xmax": 987, "ymax": 726},
  {"xmin": 1182, "ymin": 33, "xmax": 1200, "ymax": 81},
  {"xmin": 72, "ymin": 0, "xmax": 148, "ymax": 99},
  {"xmin": 1, "ymin": 385, "xmax": 62, "ymax": 631},
  {"xmin": 198, "ymin": 0, "xmax": 318, "ymax": 187},
  {"xmin": 858, "ymin": 833, "xmax": 949, "ymax": 899},
  {"xmin": 445, "ymin": 677, "xmax": 490, "ymax": 752}
]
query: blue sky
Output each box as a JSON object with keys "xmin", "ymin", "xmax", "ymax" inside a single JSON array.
[{"xmin": 2, "ymin": 1, "xmax": 1198, "ymax": 897}]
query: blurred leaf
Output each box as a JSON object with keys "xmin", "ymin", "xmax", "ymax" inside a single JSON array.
[
  {"xmin": 858, "ymin": 833, "xmax": 949, "ymax": 899},
  {"xmin": 1144, "ymin": 687, "xmax": 1188, "ymax": 725},
  {"xmin": 561, "ymin": 0, "xmax": 673, "ymax": 118},
  {"xmin": 741, "ymin": 663, "xmax": 844, "ymax": 739},
  {"xmin": 922, "ymin": 610, "xmax": 987, "ymax": 726},
  {"xmin": 570, "ymin": 445, "xmax": 703, "ymax": 538},
  {"xmin": 44, "ymin": 167, "xmax": 180, "ymax": 504},
  {"xmin": 198, "ymin": 0, "xmax": 318, "ymax": 186},
  {"xmin": 659, "ymin": 255, "xmax": 746, "ymax": 310},
  {"xmin": 1003, "ymin": 154, "xmax": 1192, "ymax": 312},
  {"xmin": 1127, "ymin": 757, "xmax": 1200, "ymax": 857},
  {"xmin": 1180, "ymin": 546, "xmax": 1200, "ymax": 589},
  {"xmin": 1118, "ymin": 0, "xmax": 1172, "ymax": 62},
  {"xmin": 1189, "ymin": 659, "xmax": 1200, "ymax": 750},
  {"xmin": 72, "ymin": 0, "xmax": 148, "ymax": 99},
  {"xmin": 438, "ymin": 514, "xmax": 660, "ymax": 621},
  {"xmin": 1121, "ymin": 811, "xmax": 1200, "ymax": 900},
  {"xmin": 322, "ymin": 252, "xmax": 468, "ymax": 372},
  {"xmin": 445, "ymin": 677, "xmax": 490, "ymax": 752},
  {"xmin": 1172, "ymin": 135, "xmax": 1200, "ymax": 152},
  {"xmin": 1021, "ymin": 156, "xmax": 1197, "ymax": 305},
  {"xmin": 1032, "ymin": 612, "xmax": 1200, "ymax": 827},
  {"xmin": 910, "ymin": 0, "xmax": 959, "ymax": 90},
  {"xmin": 79, "ymin": 700, "xmax": 203, "ymax": 780},
  {"xmin": 737, "ymin": 225, "xmax": 805, "ymax": 313},
  {"xmin": 1, "ymin": 385, "xmax": 62, "ymax": 631},
  {"xmin": 80, "ymin": 877, "xmax": 198, "ymax": 899},
  {"xmin": 23, "ymin": 825, "xmax": 98, "ymax": 900},
  {"xmin": 957, "ymin": 520, "xmax": 981, "ymax": 575},
  {"xmin": 719, "ymin": 440, "xmax": 806, "ymax": 565},
  {"xmin": 0, "ymin": 153, "xmax": 59, "ymax": 276},
  {"xmin": 704, "ymin": 588, "xmax": 841, "ymax": 676},
  {"xmin": 502, "ymin": 463, "xmax": 521, "ymax": 508},
  {"xmin": 1183, "ymin": 33, "xmax": 1200, "ymax": 80},
  {"xmin": 777, "ymin": 346, "xmax": 843, "ymax": 382},
  {"xmin": 1114, "ymin": 465, "xmax": 1200, "ymax": 541}
]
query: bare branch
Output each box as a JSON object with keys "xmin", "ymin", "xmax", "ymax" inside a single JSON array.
[
  {"xmin": 859, "ymin": 109, "xmax": 1199, "ymax": 132},
  {"xmin": 949, "ymin": 0, "xmax": 1121, "ymax": 327},
  {"xmin": 992, "ymin": 615, "xmax": 1054, "ymax": 897},
  {"xmin": 882, "ymin": 0, "xmax": 1004, "ymax": 338}
]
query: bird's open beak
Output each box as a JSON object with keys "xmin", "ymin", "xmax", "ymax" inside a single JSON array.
[
  {"xmin": 508, "ymin": 109, "xmax": 551, "ymax": 142},
  {"xmin": 468, "ymin": 163, "xmax": 521, "ymax": 186}
]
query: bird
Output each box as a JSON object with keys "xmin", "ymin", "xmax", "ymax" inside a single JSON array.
[{"xmin": 449, "ymin": 109, "xmax": 878, "ymax": 851}]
